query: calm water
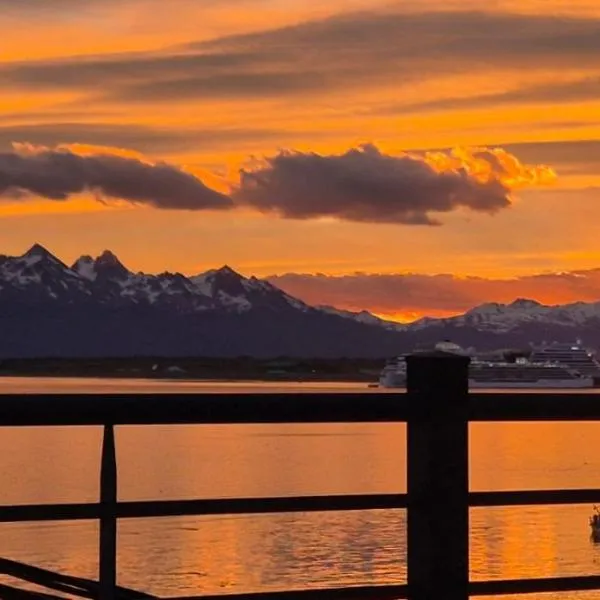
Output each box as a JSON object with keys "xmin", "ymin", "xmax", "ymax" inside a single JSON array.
[{"xmin": 2, "ymin": 377, "xmax": 600, "ymax": 598}]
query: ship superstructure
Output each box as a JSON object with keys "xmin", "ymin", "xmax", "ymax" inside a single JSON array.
[{"xmin": 529, "ymin": 341, "xmax": 600, "ymax": 382}]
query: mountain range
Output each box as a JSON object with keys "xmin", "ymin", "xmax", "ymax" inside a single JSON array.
[{"xmin": 2, "ymin": 244, "xmax": 600, "ymax": 357}]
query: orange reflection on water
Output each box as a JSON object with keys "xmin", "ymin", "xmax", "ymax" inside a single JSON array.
[{"xmin": 2, "ymin": 382, "xmax": 600, "ymax": 597}]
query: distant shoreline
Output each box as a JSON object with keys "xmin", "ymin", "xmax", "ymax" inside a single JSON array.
[
  {"xmin": 0, "ymin": 373, "xmax": 374, "ymax": 383},
  {"xmin": 0, "ymin": 356, "xmax": 382, "ymax": 383}
]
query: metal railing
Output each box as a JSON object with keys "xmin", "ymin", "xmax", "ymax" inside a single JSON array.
[{"xmin": 2, "ymin": 352, "xmax": 600, "ymax": 599}]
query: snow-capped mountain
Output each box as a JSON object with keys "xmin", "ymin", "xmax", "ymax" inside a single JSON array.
[
  {"xmin": 2, "ymin": 245, "xmax": 405, "ymax": 357},
  {"xmin": 410, "ymin": 298, "xmax": 600, "ymax": 333},
  {"xmin": 73, "ymin": 250, "xmax": 214, "ymax": 311},
  {"xmin": 318, "ymin": 305, "xmax": 406, "ymax": 331},
  {"xmin": 190, "ymin": 267, "xmax": 311, "ymax": 313},
  {"xmin": 0, "ymin": 244, "xmax": 91, "ymax": 304},
  {"xmin": 2, "ymin": 244, "xmax": 600, "ymax": 357},
  {"xmin": 0, "ymin": 245, "xmax": 311, "ymax": 315}
]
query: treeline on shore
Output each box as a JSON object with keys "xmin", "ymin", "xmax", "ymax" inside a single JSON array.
[{"xmin": 0, "ymin": 356, "xmax": 386, "ymax": 381}]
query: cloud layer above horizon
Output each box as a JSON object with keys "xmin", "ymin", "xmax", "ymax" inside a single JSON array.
[
  {"xmin": 0, "ymin": 143, "xmax": 554, "ymax": 225},
  {"xmin": 4, "ymin": 8, "xmax": 600, "ymax": 106},
  {"xmin": 2, "ymin": 0, "xmax": 600, "ymax": 302},
  {"xmin": 269, "ymin": 269, "xmax": 600, "ymax": 321}
]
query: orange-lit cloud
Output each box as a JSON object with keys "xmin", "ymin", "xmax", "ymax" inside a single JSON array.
[
  {"xmin": 4, "ymin": 10, "xmax": 600, "ymax": 106},
  {"xmin": 235, "ymin": 144, "xmax": 555, "ymax": 225},
  {"xmin": 269, "ymin": 269, "xmax": 600, "ymax": 322},
  {"xmin": 0, "ymin": 143, "xmax": 553, "ymax": 226},
  {"xmin": 1, "ymin": 1, "xmax": 600, "ymax": 287}
]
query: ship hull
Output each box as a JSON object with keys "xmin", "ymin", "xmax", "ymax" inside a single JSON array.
[
  {"xmin": 380, "ymin": 376, "xmax": 596, "ymax": 389},
  {"xmin": 469, "ymin": 377, "xmax": 595, "ymax": 389},
  {"xmin": 379, "ymin": 373, "xmax": 406, "ymax": 388}
]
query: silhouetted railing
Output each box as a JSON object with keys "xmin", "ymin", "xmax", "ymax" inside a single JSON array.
[{"xmin": 2, "ymin": 352, "xmax": 600, "ymax": 599}]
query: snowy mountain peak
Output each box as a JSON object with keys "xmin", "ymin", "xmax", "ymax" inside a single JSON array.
[
  {"xmin": 0, "ymin": 245, "xmax": 88, "ymax": 302},
  {"xmin": 210, "ymin": 265, "xmax": 245, "ymax": 280},
  {"xmin": 317, "ymin": 305, "xmax": 406, "ymax": 331},
  {"xmin": 24, "ymin": 243, "xmax": 52, "ymax": 258},
  {"xmin": 73, "ymin": 250, "xmax": 130, "ymax": 282},
  {"xmin": 21, "ymin": 243, "xmax": 64, "ymax": 267},
  {"xmin": 71, "ymin": 255, "xmax": 95, "ymax": 280},
  {"xmin": 509, "ymin": 298, "xmax": 543, "ymax": 309},
  {"xmin": 97, "ymin": 250, "xmax": 123, "ymax": 266},
  {"xmin": 466, "ymin": 298, "xmax": 543, "ymax": 317},
  {"xmin": 95, "ymin": 250, "xmax": 129, "ymax": 275}
]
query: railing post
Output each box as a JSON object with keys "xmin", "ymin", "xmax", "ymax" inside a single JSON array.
[
  {"xmin": 99, "ymin": 424, "xmax": 117, "ymax": 600},
  {"xmin": 405, "ymin": 350, "xmax": 471, "ymax": 600}
]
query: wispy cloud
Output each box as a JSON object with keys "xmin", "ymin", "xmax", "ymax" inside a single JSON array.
[
  {"xmin": 3, "ymin": 10, "xmax": 600, "ymax": 103},
  {"xmin": 0, "ymin": 123, "xmax": 300, "ymax": 155},
  {"xmin": 378, "ymin": 77, "xmax": 600, "ymax": 115}
]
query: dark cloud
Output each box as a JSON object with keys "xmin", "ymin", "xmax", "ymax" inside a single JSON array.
[
  {"xmin": 3, "ymin": 10, "xmax": 600, "ymax": 102},
  {"xmin": 268, "ymin": 269, "xmax": 600, "ymax": 318},
  {"xmin": 0, "ymin": 141, "xmax": 553, "ymax": 223},
  {"xmin": 0, "ymin": 146, "xmax": 232, "ymax": 210},
  {"xmin": 233, "ymin": 144, "xmax": 547, "ymax": 225}
]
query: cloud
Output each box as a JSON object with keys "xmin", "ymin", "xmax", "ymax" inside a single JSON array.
[
  {"xmin": 502, "ymin": 138, "xmax": 600, "ymax": 165},
  {"xmin": 233, "ymin": 144, "xmax": 555, "ymax": 225},
  {"xmin": 495, "ymin": 139, "xmax": 600, "ymax": 177},
  {"xmin": 268, "ymin": 268, "xmax": 600, "ymax": 320},
  {"xmin": 393, "ymin": 76, "xmax": 600, "ymax": 116},
  {"xmin": 3, "ymin": 10, "xmax": 600, "ymax": 102},
  {"xmin": 0, "ymin": 142, "xmax": 554, "ymax": 224},
  {"xmin": 0, "ymin": 123, "xmax": 301, "ymax": 155},
  {"xmin": 405, "ymin": 139, "xmax": 600, "ymax": 178},
  {"xmin": 0, "ymin": 145, "xmax": 232, "ymax": 210}
]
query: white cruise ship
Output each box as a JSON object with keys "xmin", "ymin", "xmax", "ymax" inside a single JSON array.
[
  {"xmin": 378, "ymin": 341, "xmax": 464, "ymax": 387},
  {"xmin": 469, "ymin": 358, "xmax": 594, "ymax": 388},
  {"xmin": 379, "ymin": 341, "xmax": 596, "ymax": 389},
  {"xmin": 379, "ymin": 355, "xmax": 407, "ymax": 388},
  {"xmin": 529, "ymin": 341, "xmax": 600, "ymax": 383}
]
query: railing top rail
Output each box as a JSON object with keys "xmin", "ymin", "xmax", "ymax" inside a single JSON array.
[
  {"xmin": 2, "ymin": 391, "xmax": 600, "ymax": 426},
  {"xmin": 469, "ymin": 392, "xmax": 600, "ymax": 421},
  {"xmin": 0, "ymin": 392, "xmax": 408, "ymax": 426}
]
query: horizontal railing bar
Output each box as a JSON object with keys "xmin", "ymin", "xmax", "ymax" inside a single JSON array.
[
  {"xmin": 468, "ymin": 393, "xmax": 600, "ymax": 422},
  {"xmin": 4, "ymin": 392, "xmax": 600, "ymax": 426},
  {"xmin": 0, "ymin": 502, "xmax": 97, "ymax": 522},
  {"xmin": 169, "ymin": 575, "xmax": 600, "ymax": 599},
  {"xmin": 6, "ymin": 487, "xmax": 600, "ymax": 523},
  {"xmin": 470, "ymin": 488, "xmax": 600, "ymax": 506},
  {"xmin": 0, "ymin": 393, "xmax": 409, "ymax": 426},
  {"xmin": 167, "ymin": 584, "xmax": 408, "ymax": 600},
  {"xmin": 0, "ymin": 493, "xmax": 407, "ymax": 523},
  {"xmin": 470, "ymin": 574, "xmax": 600, "ymax": 594}
]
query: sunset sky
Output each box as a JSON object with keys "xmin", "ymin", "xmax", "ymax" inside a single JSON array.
[{"xmin": 2, "ymin": 0, "xmax": 600, "ymax": 321}]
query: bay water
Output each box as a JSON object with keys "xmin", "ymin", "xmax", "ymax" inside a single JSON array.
[{"xmin": 2, "ymin": 377, "xmax": 600, "ymax": 598}]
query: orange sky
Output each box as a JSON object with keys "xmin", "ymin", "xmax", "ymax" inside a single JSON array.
[{"xmin": 2, "ymin": 0, "xmax": 600, "ymax": 319}]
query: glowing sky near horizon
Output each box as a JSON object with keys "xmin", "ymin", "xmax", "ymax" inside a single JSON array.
[{"xmin": 2, "ymin": 0, "xmax": 600, "ymax": 320}]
